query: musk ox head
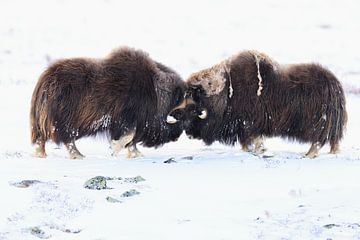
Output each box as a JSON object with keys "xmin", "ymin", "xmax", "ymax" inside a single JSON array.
[
  {"xmin": 180, "ymin": 61, "xmax": 231, "ymax": 144},
  {"xmin": 132, "ymin": 61, "xmax": 189, "ymax": 147}
]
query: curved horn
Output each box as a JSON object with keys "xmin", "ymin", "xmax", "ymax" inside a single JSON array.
[
  {"xmin": 166, "ymin": 115, "xmax": 178, "ymax": 124},
  {"xmin": 198, "ymin": 109, "xmax": 208, "ymax": 119}
]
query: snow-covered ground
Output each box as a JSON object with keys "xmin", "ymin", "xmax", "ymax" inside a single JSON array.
[{"xmin": 1, "ymin": 0, "xmax": 360, "ymax": 239}]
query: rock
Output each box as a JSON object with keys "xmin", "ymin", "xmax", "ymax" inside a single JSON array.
[
  {"xmin": 323, "ymin": 223, "xmax": 340, "ymax": 229},
  {"xmin": 84, "ymin": 176, "xmax": 107, "ymax": 190},
  {"xmin": 348, "ymin": 223, "xmax": 360, "ymax": 229},
  {"xmin": 121, "ymin": 189, "xmax": 140, "ymax": 197},
  {"xmin": 105, "ymin": 177, "xmax": 122, "ymax": 181},
  {"xmin": 164, "ymin": 158, "xmax": 177, "ymax": 164},
  {"xmin": 106, "ymin": 196, "xmax": 122, "ymax": 203},
  {"xmin": 10, "ymin": 180, "xmax": 41, "ymax": 188},
  {"xmin": 181, "ymin": 156, "xmax": 194, "ymax": 160},
  {"xmin": 30, "ymin": 227, "xmax": 51, "ymax": 239},
  {"xmin": 124, "ymin": 176, "xmax": 146, "ymax": 183}
]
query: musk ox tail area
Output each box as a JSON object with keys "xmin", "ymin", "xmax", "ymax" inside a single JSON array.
[
  {"xmin": 30, "ymin": 68, "xmax": 53, "ymax": 145},
  {"xmin": 281, "ymin": 63, "xmax": 347, "ymax": 152},
  {"xmin": 324, "ymin": 69, "xmax": 347, "ymax": 149}
]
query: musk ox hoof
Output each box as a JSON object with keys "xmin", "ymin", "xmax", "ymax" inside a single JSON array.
[
  {"xmin": 304, "ymin": 152, "xmax": 318, "ymax": 159},
  {"xmin": 33, "ymin": 151, "xmax": 47, "ymax": 158},
  {"xmin": 330, "ymin": 143, "xmax": 340, "ymax": 154},
  {"xmin": 330, "ymin": 149, "xmax": 340, "ymax": 154},
  {"xmin": 126, "ymin": 148, "xmax": 144, "ymax": 159},
  {"xmin": 33, "ymin": 140, "xmax": 47, "ymax": 158},
  {"xmin": 252, "ymin": 147, "xmax": 267, "ymax": 155},
  {"xmin": 304, "ymin": 142, "xmax": 321, "ymax": 159},
  {"xmin": 69, "ymin": 152, "xmax": 85, "ymax": 160},
  {"xmin": 126, "ymin": 152, "xmax": 143, "ymax": 159}
]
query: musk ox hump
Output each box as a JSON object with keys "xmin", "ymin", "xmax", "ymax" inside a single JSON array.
[{"xmin": 187, "ymin": 60, "xmax": 230, "ymax": 97}]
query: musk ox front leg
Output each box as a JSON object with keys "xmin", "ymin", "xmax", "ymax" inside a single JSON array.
[
  {"xmin": 241, "ymin": 136, "xmax": 266, "ymax": 154},
  {"xmin": 65, "ymin": 141, "xmax": 85, "ymax": 159},
  {"xmin": 126, "ymin": 144, "xmax": 143, "ymax": 158},
  {"xmin": 330, "ymin": 143, "xmax": 340, "ymax": 154},
  {"xmin": 111, "ymin": 131, "xmax": 143, "ymax": 159},
  {"xmin": 253, "ymin": 136, "xmax": 267, "ymax": 154},
  {"xmin": 304, "ymin": 142, "xmax": 322, "ymax": 158},
  {"xmin": 33, "ymin": 139, "xmax": 47, "ymax": 158}
]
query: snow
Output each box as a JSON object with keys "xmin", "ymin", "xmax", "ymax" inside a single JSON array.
[{"xmin": 1, "ymin": 0, "xmax": 360, "ymax": 239}]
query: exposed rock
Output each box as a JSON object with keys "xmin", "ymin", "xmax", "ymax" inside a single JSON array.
[
  {"xmin": 84, "ymin": 176, "xmax": 107, "ymax": 190},
  {"xmin": 124, "ymin": 176, "xmax": 146, "ymax": 183},
  {"xmin": 10, "ymin": 180, "xmax": 42, "ymax": 188},
  {"xmin": 182, "ymin": 156, "xmax": 194, "ymax": 160},
  {"xmin": 348, "ymin": 223, "xmax": 360, "ymax": 229},
  {"xmin": 105, "ymin": 177, "xmax": 122, "ymax": 181},
  {"xmin": 164, "ymin": 158, "xmax": 177, "ymax": 164},
  {"xmin": 30, "ymin": 227, "xmax": 51, "ymax": 239},
  {"xmin": 323, "ymin": 223, "xmax": 340, "ymax": 229},
  {"xmin": 121, "ymin": 189, "xmax": 140, "ymax": 197},
  {"xmin": 106, "ymin": 196, "xmax": 122, "ymax": 203}
]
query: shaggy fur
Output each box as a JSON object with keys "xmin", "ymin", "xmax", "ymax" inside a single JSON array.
[
  {"xmin": 30, "ymin": 47, "xmax": 186, "ymax": 158},
  {"xmin": 184, "ymin": 50, "xmax": 347, "ymax": 157}
]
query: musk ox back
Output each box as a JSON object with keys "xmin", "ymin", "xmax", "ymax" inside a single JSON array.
[
  {"xmin": 30, "ymin": 47, "xmax": 186, "ymax": 159},
  {"xmin": 183, "ymin": 50, "xmax": 347, "ymax": 158}
]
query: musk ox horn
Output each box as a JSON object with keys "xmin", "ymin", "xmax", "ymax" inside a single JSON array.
[
  {"xmin": 198, "ymin": 109, "xmax": 207, "ymax": 119},
  {"xmin": 166, "ymin": 115, "xmax": 178, "ymax": 124}
]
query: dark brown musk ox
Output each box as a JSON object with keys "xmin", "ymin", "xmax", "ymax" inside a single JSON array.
[
  {"xmin": 182, "ymin": 50, "xmax": 347, "ymax": 158},
  {"xmin": 30, "ymin": 47, "xmax": 187, "ymax": 159}
]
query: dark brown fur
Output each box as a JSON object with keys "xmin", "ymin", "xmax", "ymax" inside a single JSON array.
[
  {"xmin": 184, "ymin": 50, "xmax": 347, "ymax": 156},
  {"xmin": 30, "ymin": 47, "xmax": 186, "ymax": 157}
]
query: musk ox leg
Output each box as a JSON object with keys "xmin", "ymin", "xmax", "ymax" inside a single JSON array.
[
  {"xmin": 330, "ymin": 143, "xmax": 340, "ymax": 154},
  {"xmin": 111, "ymin": 131, "xmax": 136, "ymax": 157},
  {"xmin": 127, "ymin": 144, "xmax": 143, "ymax": 159},
  {"xmin": 241, "ymin": 143, "xmax": 250, "ymax": 152},
  {"xmin": 304, "ymin": 142, "xmax": 322, "ymax": 158},
  {"xmin": 241, "ymin": 136, "xmax": 266, "ymax": 154},
  {"xmin": 253, "ymin": 136, "xmax": 266, "ymax": 154},
  {"xmin": 65, "ymin": 141, "xmax": 85, "ymax": 159},
  {"xmin": 33, "ymin": 139, "xmax": 47, "ymax": 158}
]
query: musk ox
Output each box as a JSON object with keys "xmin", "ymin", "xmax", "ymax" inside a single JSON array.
[
  {"xmin": 183, "ymin": 50, "xmax": 347, "ymax": 158},
  {"xmin": 30, "ymin": 47, "xmax": 187, "ymax": 159}
]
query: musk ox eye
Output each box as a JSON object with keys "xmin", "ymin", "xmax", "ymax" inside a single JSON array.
[{"xmin": 198, "ymin": 109, "xmax": 208, "ymax": 119}]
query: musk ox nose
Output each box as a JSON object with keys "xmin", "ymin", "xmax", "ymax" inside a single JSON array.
[{"xmin": 183, "ymin": 119, "xmax": 192, "ymax": 129}]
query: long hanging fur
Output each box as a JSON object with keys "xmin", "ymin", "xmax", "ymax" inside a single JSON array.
[
  {"xmin": 30, "ymin": 47, "xmax": 186, "ymax": 152},
  {"xmin": 185, "ymin": 50, "xmax": 347, "ymax": 152}
]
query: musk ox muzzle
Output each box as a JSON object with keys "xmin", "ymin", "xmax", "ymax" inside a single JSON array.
[
  {"xmin": 165, "ymin": 91, "xmax": 208, "ymax": 130},
  {"xmin": 30, "ymin": 47, "xmax": 187, "ymax": 159},
  {"xmin": 184, "ymin": 50, "xmax": 347, "ymax": 158}
]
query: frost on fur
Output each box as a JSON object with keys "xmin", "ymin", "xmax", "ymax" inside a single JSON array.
[
  {"xmin": 187, "ymin": 61, "xmax": 228, "ymax": 97},
  {"xmin": 253, "ymin": 53, "xmax": 264, "ymax": 96},
  {"xmin": 226, "ymin": 66, "xmax": 234, "ymax": 98}
]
